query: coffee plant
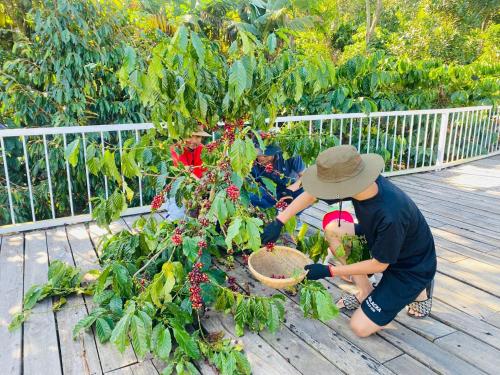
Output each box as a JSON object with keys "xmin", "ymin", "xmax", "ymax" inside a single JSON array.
[{"xmin": 8, "ymin": 4, "xmax": 341, "ymax": 373}]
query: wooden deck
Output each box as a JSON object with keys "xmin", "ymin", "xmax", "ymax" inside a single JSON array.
[{"xmin": 1, "ymin": 155, "xmax": 500, "ymax": 375}]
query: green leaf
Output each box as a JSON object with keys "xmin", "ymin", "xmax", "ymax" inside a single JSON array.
[
  {"xmin": 124, "ymin": 181, "xmax": 134, "ymax": 203},
  {"xmin": 23, "ymin": 285, "xmax": 44, "ymax": 310},
  {"xmin": 172, "ymin": 325, "xmax": 200, "ymax": 359},
  {"xmin": 229, "ymin": 138, "xmax": 256, "ymax": 178},
  {"xmin": 225, "ymin": 217, "xmax": 243, "ymax": 248},
  {"xmin": 267, "ymin": 33, "xmax": 277, "ymax": 53},
  {"xmin": 284, "ymin": 216, "xmax": 297, "ymax": 236},
  {"xmin": 245, "ymin": 217, "xmax": 262, "ymax": 251},
  {"xmin": 130, "ymin": 315, "xmax": 148, "ymax": 358},
  {"xmin": 73, "ymin": 314, "xmax": 97, "ymax": 339},
  {"xmin": 260, "ymin": 177, "xmax": 276, "ymax": 197},
  {"xmin": 208, "ymin": 190, "xmax": 228, "ymax": 226},
  {"xmin": 315, "ymin": 291, "xmax": 339, "ymax": 322},
  {"xmin": 87, "ymin": 156, "xmax": 103, "ymax": 175},
  {"xmin": 297, "ymin": 223, "xmax": 309, "ymax": 242},
  {"xmin": 156, "ymin": 325, "xmax": 172, "ymax": 361},
  {"xmin": 103, "ymin": 150, "xmax": 122, "ymax": 184},
  {"xmin": 182, "ymin": 236, "xmax": 198, "ymax": 262},
  {"xmin": 65, "ymin": 138, "xmax": 80, "ymax": 168},
  {"xmin": 109, "ymin": 296, "xmax": 123, "ymax": 315},
  {"xmin": 122, "ymin": 152, "xmax": 141, "ymax": 178},
  {"xmin": 267, "ymin": 302, "xmax": 280, "ymax": 333},
  {"xmin": 8, "ymin": 312, "xmax": 29, "ymax": 332},
  {"xmin": 110, "ymin": 313, "xmax": 131, "ymax": 352},
  {"xmin": 294, "ymin": 71, "xmax": 303, "ymax": 103},
  {"xmin": 112, "ymin": 263, "xmax": 132, "ymax": 298},
  {"xmin": 95, "ymin": 317, "xmax": 113, "ymax": 343},
  {"xmin": 191, "ymin": 31, "xmax": 205, "ymax": 64},
  {"xmin": 229, "ymin": 60, "xmax": 247, "ymax": 101},
  {"xmin": 173, "ymin": 25, "xmax": 188, "ymax": 52}
]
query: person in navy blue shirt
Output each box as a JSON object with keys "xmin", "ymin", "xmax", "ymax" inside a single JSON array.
[
  {"xmin": 261, "ymin": 146, "xmax": 436, "ymax": 337},
  {"xmin": 250, "ymin": 143, "xmax": 306, "ymax": 209}
]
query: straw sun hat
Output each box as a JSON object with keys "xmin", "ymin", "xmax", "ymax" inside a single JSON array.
[
  {"xmin": 302, "ymin": 145, "xmax": 384, "ymax": 199},
  {"xmin": 191, "ymin": 126, "xmax": 211, "ymax": 137}
]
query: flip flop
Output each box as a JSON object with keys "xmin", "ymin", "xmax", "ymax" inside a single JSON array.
[
  {"xmin": 337, "ymin": 292, "xmax": 361, "ymax": 310},
  {"xmin": 407, "ymin": 280, "xmax": 434, "ymax": 319}
]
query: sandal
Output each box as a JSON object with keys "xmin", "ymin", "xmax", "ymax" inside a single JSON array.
[
  {"xmin": 337, "ymin": 292, "xmax": 361, "ymax": 310},
  {"xmin": 407, "ymin": 280, "xmax": 434, "ymax": 319}
]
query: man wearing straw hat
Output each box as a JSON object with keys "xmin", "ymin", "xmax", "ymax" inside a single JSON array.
[
  {"xmin": 170, "ymin": 126, "xmax": 212, "ymax": 179},
  {"xmin": 261, "ymin": 145, "xmax": 436, "ymax": 337},
  {"xmin": 166, "ymin": 126, "xmax": 211, "ymax": 220}
]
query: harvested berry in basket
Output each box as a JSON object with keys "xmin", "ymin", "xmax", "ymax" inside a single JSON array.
[
  {"xmin": 271, "ymin": 274, "xmax": 286, "ymax": 279},
  {"xmin": 265, "ymin": 242, "xmax": 275, "ymax": 252}
]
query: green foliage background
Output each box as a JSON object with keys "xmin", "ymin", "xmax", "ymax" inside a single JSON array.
[
  {"xmin": 1, "ymin": 1, "xmax": 499, "ymax": 373},
  {"xmin": 0, "ymin": 0, "xmax": 498, "ymax": 225}
]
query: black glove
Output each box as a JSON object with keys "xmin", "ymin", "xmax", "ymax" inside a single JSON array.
[
  {"xmin": 261, "ymin": 219, "xmax": 284, "ymax": 244},
  {"xmin": 304, "ymin": 264, "xmax": 332, "ymax": 280}
]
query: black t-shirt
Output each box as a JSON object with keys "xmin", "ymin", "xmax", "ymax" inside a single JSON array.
[{"xmin": 323, "ymin": 176, "xmax": 436, "ymax": 274}]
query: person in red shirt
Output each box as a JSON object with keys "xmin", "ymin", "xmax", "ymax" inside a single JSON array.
[
  {"xmin": 170, "ymin": 127, "xmax": 211, "ymax": 179},
  {"xmin": 165, "ymin": 126, "xmax": 211, "ymax": 221}
]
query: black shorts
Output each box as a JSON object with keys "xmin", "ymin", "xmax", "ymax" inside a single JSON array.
[{"xmin": 361, "ymin": 269, "xmax": 435, "ymax": 326}]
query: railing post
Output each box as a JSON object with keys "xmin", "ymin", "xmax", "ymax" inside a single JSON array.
[{"xmin": 435, "ymin": 111, "xmax": 449, "ymax": 171}]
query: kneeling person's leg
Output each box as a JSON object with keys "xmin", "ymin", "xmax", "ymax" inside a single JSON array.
[
  {"xmin": 350, "ymin": 306, "xmax": 383, "ymax": 338},
  {"xmin": 324, "ymin": 220, "xmax": 355, "ymax": 260},
  {"xmin": 354, "ymin": 271, "xmax": 427, "ymax": 337}
]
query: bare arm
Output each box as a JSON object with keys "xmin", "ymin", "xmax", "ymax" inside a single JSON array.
[
  {"xmin": 276, "ymin": 191, "xmax": 316, "ymax": 223},
  {"xmin": 332, "ymin": 258, "xmax": 389, "ymax": 276}
]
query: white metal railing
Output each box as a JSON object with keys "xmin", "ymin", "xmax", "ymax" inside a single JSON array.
[{"xmin": 1, "ymin": 105, "xmax": 499, "ymax": 234}]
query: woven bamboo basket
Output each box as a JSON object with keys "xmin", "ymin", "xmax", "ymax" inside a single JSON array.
[{"xmin": 247, "ymin": 245, "xmax": 311, "ymax": 289}]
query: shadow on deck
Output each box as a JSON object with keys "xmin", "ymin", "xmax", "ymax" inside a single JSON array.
[{"xmin": 1, "ymin": 156, "xmax": 500, "ymax": 374}]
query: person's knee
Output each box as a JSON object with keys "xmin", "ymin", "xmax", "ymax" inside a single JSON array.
[
  {"xmin": 350, "ymin": 318, "xmax": 373, "ymax": 338},
  {"xmin": 350, "ymin": 309, "xmax": 380, "ymax": 338}
]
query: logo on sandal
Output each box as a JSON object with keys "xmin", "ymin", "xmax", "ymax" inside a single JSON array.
[{"xmin": 366, "ymin": 296, "xmax": 382, "ymax": 313}]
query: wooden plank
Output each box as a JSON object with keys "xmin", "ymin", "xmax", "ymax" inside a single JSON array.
[
  {"xmin": 401, "ymin": 192, "xmax": 500, "ymax": 232},
  {"xmin": 202, "ymin": 309, "xmax": 302, "ymax": 375},
  {"xmin": 384, "ymin": 354, "xmax": 437, "ymax": 375},
  {"xmin": 231, "ymin": 258, "xmax": 402, "ymax": 363},
  {"xmin": 121, "ymin": 215, "xmax": 140, "ymax": 231},
  {"xmin": 220, "ymin": 265, "xmax": 351, "ymax": 374},
  {"xmin": 327, "ymin": 278, "xmax": 455, "ymax": 343},
  {"xmin": 437, "ymin": 257, "xmax": 500, "ymax": 297},
  {"xmin": 431, "ymin": 299, "xmax": 500, "ymax": 351},
  {"xmin": 392, "ymin": 179, "xmax": 500, "ymax": 215},
  {"xmin": 435, "ymin": 245, "xmax": 469, "ymax": 263},
  {"xmin": 433, "ymin": 237, "xmax": 500, "ymax": 268},
  {"xmin": 0, "ymin": 235, "xmax": 24, "ymax": 375},
  {"xmin": 46, "ymin": 226, "xmax": 103, "ymax": 375},
  {"xmin": 404, "ymin": 172, "xmax": 500, "ymax": 200},
  {"xmin": 23, "ymin": 231, "xmax": 62, "ymax": 375},
  {"xmin": 379, "ymin": 322, "xmax": 486, "ymax": 375},
  {"xmin": 258, "ymin": 327, "xmax": 344, "ymax": 375},
  {"xmin": 105, "ymin": 360, "xmax": 159, "ymax": 375},
  {"xmin": 435, "ymin": 225, "xmax": 499, "ymax": 253},
  {"xmin": 227, "ymin": 260, "xmax": 401, "ymax": 371},
  {"xmin": 298, "ymin": 210, "xmax": 322, "ymax": 230},
  {"xmin": 486, "ymin": 312, "xmax": 500, "ymax": 329},
  {"xmin": 320, "ymin": 278, "xmax": 487, "ymax": 374},
  {"xmin": 392, "ymin": 177, "xmax": 500, "ymax": 213},
  {"xmin": 67, "ymin": 224, "xmax": 138, "ymax": 373},
  {"xmin": 402, "ymin": 171, "xmax": 500, "ymax": 199},
  {"xmin": 431, "ymin": 227, "xmax": 498, "ymax": 254},
  {"xmin": 433, "ymin": 273, "xmax": 500, "ymax": 321},
  {"xmin": 435, "ymin": 332, "xmax": 499, "ymax": 374},
  {"xmin": 434, "ymin": 238, "xmax": 500, "ymax": 267}
]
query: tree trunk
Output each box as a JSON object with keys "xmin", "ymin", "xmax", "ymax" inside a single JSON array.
[
  {"xmin": 365, "ymin": 0, "xmax": 371, "ymax": 46},
  {"xmin": 366, "ymin": 0, "xmax": 383, "ymax": 47}
]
